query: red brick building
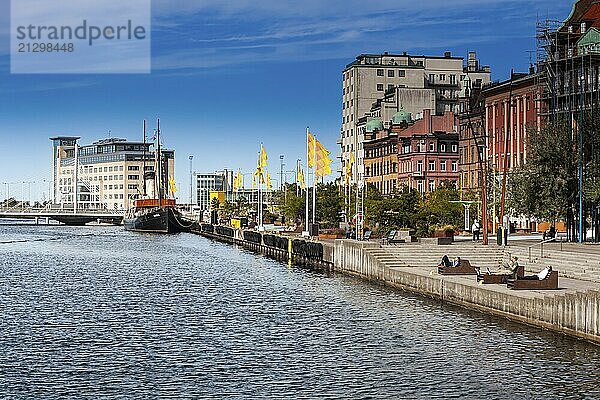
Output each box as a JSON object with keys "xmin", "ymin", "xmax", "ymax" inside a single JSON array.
[
  {"xmin": 482, "ymin": 73, "xmax": 541, "ymax": 173},
  {"xmin": 397, "ymin": 110, "xmax": 459, "ymax": 194}
]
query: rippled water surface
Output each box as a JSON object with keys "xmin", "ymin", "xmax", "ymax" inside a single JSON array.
[{"xmin": 0, "ymin": 225, "xmax": 599, "ymax": 399}]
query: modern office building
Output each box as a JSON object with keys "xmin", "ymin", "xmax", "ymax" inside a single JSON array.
[
  {"xmin": 341, "ymin": 51, "xmax": 490, "ymax": 183},
  {"xmin": 50, "ymin": 136, "xmax": 175, "ymax": 210},
  {"xmin": 195, "ymin": 170, "xmax": 233, "ymax": 213}
]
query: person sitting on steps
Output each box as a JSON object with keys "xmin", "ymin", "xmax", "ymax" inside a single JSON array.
[{"xmin": 439, "ymin": 254, "xmax": 452, "ymax": 268}]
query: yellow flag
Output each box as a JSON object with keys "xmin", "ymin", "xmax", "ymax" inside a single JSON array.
[
  {"xmin": 265, "ymin": 170, "xmax": 272, "ymax": 190},
  {"xmin": 297, "ymin": 164, "xmax": 306, "ymax": 190},
  {"xmin": 315, "ymin": 139, "xmax": 333, "ymax": 177},
  {"xmin": 168, "ymin": 177, "xmax": 177, "ymax": 195},
  {"xmin": 260, "ymin": 144, "xmax": 268, "ymax": 168},
  {"xmin": 345, "ymin": 153, "xmax": 355, "ymax": 184},
  {"xmin": 234, "ymin": 170, "xmax": 242, "ymax": 191},
  {"xmin": 307, "ymin": 131, "xmax": 316, "ymax": 168}
]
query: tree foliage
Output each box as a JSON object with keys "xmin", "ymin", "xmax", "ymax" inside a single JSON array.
[
  {"xmin": 508, "ymin": 120, "xmax": 579, "ymax": 221},
  {"xmin": 413, "ymin": 183, "xmax": 463, "ymax": 236}
]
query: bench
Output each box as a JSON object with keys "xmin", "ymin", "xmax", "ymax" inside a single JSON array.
[
  {"xmin": 363, "ymin": 230, "xmax": 372, "ymax": 241},
  {"xmin": 381, "ymin": 230, "xmax": 396, "ymax": 245},
  {"xmin": 477, "ymin": 265, "xmax": 525, "ymax": 284},
  {"xmin": 507, "ymin": 270, "xmax": 559, "ymax": 290},
  {"xmin": 438, "ymin": 259, "xmax": 478, "ymax": 275}
]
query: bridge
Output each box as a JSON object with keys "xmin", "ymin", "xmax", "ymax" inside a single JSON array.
[{"xmin": 0, "ymin": 206, "xmax": 124, "ymax": 226}]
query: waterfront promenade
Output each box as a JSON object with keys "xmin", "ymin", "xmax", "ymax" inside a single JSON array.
[
  {"xmin": 334, "ymin": 239, "xmax": 600, "ymax": 344},
  {"xmin": 195, "ymin": 226, "xmax": 600, "ymax": 344}
]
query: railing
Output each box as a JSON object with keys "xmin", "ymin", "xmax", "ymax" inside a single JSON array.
[{"xmin": 528, "ymin": 236, "xmax": 564, "ymax": 262}]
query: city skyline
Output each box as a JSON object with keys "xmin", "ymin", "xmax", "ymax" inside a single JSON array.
[{"xmin": 0, "ymin": 0, "xmax": 573, "ymax": 202}]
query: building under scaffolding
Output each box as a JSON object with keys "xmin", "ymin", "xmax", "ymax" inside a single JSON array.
[{"xmin": 536, "ymin": 0, "xmax": 600, "ymax": 242}]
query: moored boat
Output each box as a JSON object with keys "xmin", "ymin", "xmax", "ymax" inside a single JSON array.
[
  {"xmin": 123, "ymin": 198, "xmax": 196, "ymax": 233},
  {"xmin": 123, "ymin": 119, "xmax": 196, "ymax": 234}
]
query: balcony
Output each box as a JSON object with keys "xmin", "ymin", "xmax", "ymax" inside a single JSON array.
[{"xmin": 412, "ymin": 171, "xmax": 424, "ymax": 179}]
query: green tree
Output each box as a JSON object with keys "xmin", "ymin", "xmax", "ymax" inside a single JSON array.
[
  {"xmin": 508, "ymin": 121, "xmax": 578, "ymax": 222},
  {"xmin": 315, "ymin": 182, "xmax": 344, "ymax": 229},
  {"xmin": 365, "ymin": 184, "xmax": 420, "ymax": 234},
  {"xmin": 414, "ymin": 184, "xmax": 463, "ymax": 237}
]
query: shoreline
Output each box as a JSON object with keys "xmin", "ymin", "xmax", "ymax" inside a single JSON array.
[{"xmin": 192, "ymin": 226, "xmax": 600, "ymax": 345}]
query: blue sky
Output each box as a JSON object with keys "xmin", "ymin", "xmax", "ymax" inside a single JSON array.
[{"xmin": 0, "ymin": 0, "xmax": 574, "ymax": 202}]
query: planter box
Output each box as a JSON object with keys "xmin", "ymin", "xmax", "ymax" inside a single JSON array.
[
  {"xmin": 397, "ymin": 229, "xmax": 417, "ymax": 242},
  {"xmin": 319, "ymin": 233, "xmax": 344, "ymax": 239},
  {"xmin": 432, "ymin": 230, "xmax": 455, "ymax": 239},
  {"xmin": 419, "ymin": 237, "xmax": 453, "ymax": 245}
]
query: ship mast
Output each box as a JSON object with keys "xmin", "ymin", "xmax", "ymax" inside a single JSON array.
[
  {"xmin": 142, "ymin": 119, "xmax": 147, "ymax": 197},
  {"xmin": 157, "ymin": 118, "xmax": 163, "ymax": 206}
]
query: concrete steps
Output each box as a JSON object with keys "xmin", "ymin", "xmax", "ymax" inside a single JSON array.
[
  {"xmin": 366, "ymin": 244, "xmax": 505, "ymax": 269},
  {"xmin": 506, "ymin": 246, "xmax": 600, "ymax": 283}
]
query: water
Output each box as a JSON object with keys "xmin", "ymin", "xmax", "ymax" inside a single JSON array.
[{"xmin": 0, "ymin": 225, "xmax": 599, "ymax": 399}]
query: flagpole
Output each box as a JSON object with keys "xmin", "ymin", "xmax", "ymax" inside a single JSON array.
[
  {"xmin": 312, "ymin": 133, "xmax": 317, "ymax": 230},
  {"xmin": 305, "ymin": 127, "xmax": 310, "ymax": 235},
  {"xmin": 258, "ymin": 150, "xmax": 262, "ymax": 230}
]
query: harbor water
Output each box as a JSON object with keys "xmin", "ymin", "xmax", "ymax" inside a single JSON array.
[{"xmin": 0, "ymin": 225, "xmax": 599, "ymax": 399}]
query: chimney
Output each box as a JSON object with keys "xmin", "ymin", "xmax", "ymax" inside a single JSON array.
[
  {"xmin": 444, "ymin": 51, "xmax": 452, "ymax": 58},
  {"xmin": 423, "ymin": 109, "xmax": 432, "ymax": 133}
]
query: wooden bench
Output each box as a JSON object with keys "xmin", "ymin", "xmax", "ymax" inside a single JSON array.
[
  {"xmin": 438, "ymin": 259, "xmax": 478, "ymax": 275},
  {"xmin": 507, "ymin": 270, "xmax": 559, "ymax": 290},
  {"xmin": 477, "ymin": 265, "xmax": 525, "ymax": 284}
]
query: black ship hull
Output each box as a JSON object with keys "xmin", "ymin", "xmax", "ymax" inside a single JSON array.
[{"xmin": 123, "ymin": 207, "xmax": 195, "ymax": 234}]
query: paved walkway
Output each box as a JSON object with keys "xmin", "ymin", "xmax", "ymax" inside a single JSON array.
[{"xmin": 390, "ymin": 265, "xmax": 600, "ymax": 300}]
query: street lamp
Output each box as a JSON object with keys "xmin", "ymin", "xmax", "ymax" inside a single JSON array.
[
  {"xmin": 279, "ymin": 155, "xmax": 285, "ymax": 191},
  {"xmin": 189, "ymin": 155, "xmax": 194, "ymax": 213}
]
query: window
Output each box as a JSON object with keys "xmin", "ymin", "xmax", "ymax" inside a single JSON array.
[
  {"xmin": 440, "ymin": 144, "xmax": 446, "ymax": 152},
  {"xmin": 417, "ymin": 181, "xmax": 424, "ymax": 193},
  {"xmin": 429, "ymin": 74, "xmax": 435, "ymax": 83},
  {"xmin": 440, "ymin": 74, "xmax": 446, "ymax": 81},
  {"xmin": 398, "ymin": 70, "xmax": 405, "ymax": 77},
  {"xmin": 128, "ymin": 184, "xmax": 137, "ymax": 190},
  {"xmin": 451, "ymin": 161, "xmax": 458, "ymax": 172},
  {"xmin": 450, "ymin": 75, "xmax": 456, "ymax": 85},
  {"xmin": 127, "ymin": 165, "xmax": 139, "ymax": 171},
  {"xmin": 388, "ymin": 84, "xmax": 394, "ymax": 91},
  {"xmin": 440, "ymin": 160, "xmax": 447, "ymax": 171},
  {"xmin": 377, "ymin": 69, "xmax": 384, "ymax": 76},
  {"xmin": 388, "ymin": 70, "xmax": 394, "ymax": 77},
  {"xmin": 429, "ymin": 161, "xmax": 435, "ymax": 171},
  {"xmin": 417, "ymin": 160, "xmax": 423, "ymax": 171},
  {"xmin": 429, "ymin": 180, "xmax": 435, "ymax": 192},
  {"xmin": 452, "ymin": 144, "xmax": 458, "ymax": 152},
  {"xmin": 429, "ymin": 143, "xmax": 434, "ymax": 152},
  {"xmin": 377, "ymin": 84, "xmax": 384, "ymax": 91},
  {"xmin": 128, "ymin": 175, "xmax": 140, "ymax": 180}
]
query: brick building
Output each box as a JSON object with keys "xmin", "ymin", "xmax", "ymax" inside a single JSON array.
[
  {"xmin": 397, "ymin": 110, "xmax": 460, "ymax": 194},
  {"xmin": 482, "ymin": 73, "xmax": 541, "ymax": 174}
]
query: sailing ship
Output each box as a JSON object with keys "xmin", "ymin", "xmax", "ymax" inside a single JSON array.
[{"xmin": 123, "ymin": 119, "xmax": 196, "ymax": 233}]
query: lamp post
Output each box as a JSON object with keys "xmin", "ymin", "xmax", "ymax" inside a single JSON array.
[
  {"xmin": 189, "ymin": 155, "xmax": 194, "ymax": 213},
  {"xmin": 279, "ymin": 155, "xmax": 285, "ymax": 191}
]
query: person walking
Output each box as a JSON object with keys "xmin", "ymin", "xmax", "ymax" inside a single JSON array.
[{"xmin": 472, "ymin": 219, "xmax": 481, "ymax": 242}]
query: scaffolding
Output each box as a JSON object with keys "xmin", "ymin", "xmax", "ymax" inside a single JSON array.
[{"xmin": 535, "ymin": 17, "xmax": 600, "ymax": 242}]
